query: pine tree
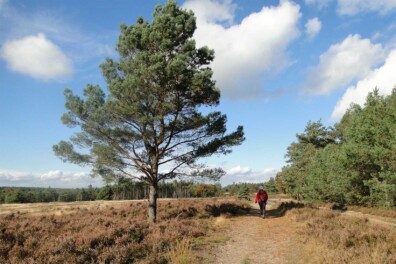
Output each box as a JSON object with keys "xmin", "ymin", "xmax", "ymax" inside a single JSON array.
[{"xmin": 53, "ymin": 0, "xmax": 244, "ymax": 223}]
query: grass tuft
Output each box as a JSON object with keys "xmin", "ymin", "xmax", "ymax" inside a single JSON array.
[{"xmin": 167, "ymin": 239, "xmax": 193, "ymax": 264}]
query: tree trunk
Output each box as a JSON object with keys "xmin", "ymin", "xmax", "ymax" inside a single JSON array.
[{"xmin": 148, "ymin": 183, "xmax": 158, "ymax": 223}]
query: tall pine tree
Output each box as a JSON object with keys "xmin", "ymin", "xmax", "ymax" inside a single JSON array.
[{"xmin": 53, "ymin": 1, "xmax": 244, "ymax": 223}]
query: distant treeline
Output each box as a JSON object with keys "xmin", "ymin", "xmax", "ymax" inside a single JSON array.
[
  {"xmin": 276, "ymin": 89, "xmax": 396, "ymax": 207},
  {"xmin": 223, "ymin": 181, "xmax": 277, "ymax": 197},
  {"xmin": 0, "ymin": 178, "xmax": 277, "ymax": 204},
  {"xmin": 0, "ymin": 179, "xmax": 215, "ymax": 204}
]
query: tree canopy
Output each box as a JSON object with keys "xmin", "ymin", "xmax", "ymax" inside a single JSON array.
[
  {"xmin": 277, "ymin": 89, "xmax": 396, "ymax": 207},
  {"xmin": 53, "ymin": 0, "xmax": 245, "ymax": 222}
]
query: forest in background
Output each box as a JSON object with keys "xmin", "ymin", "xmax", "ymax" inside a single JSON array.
[
  {"xmin": 276, "ymin": 89, "xmax": 396, "ymax": 207},
  {"xmin": 0, "ymin": 179, "xmax": 276, "ymax": 204}
]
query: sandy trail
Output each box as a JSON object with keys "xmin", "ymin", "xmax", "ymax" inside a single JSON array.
[
  {"xmin": 211, "ymin": 199, "xmax": 396, "ymax": 264},
  {"xmin": 213, "ymin": 200, "xmax": 298, "ymax": 264}
]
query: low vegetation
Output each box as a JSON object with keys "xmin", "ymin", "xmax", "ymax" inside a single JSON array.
[
  {"xmin": 346, "ymin": 205, "xmax": 396, "ymax": 219},
  {"xmin": 284, "ymin": 202, "xmax": 396, "ymax": 264},
  {"xmin": 0, "ymin": 198, "xmax": 250, "ymax": 263}
]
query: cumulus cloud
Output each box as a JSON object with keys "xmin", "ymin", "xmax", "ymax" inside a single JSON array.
[
  {"xmin": 337, "ymin": 0, "xmax": 396, "ymax": 15},
  {"xmin": 226, "ymin": 165, "xmax": 252, "ymax": 175},
  {"xmin": 0, "ymin": 169, "xmax": 103, "ymax": 188},
  {"xmin": 305, "ymin": 0, "xmax": 332, "ymax": 10},
  {"xmin": 331, "ymin": 49, "xmax": 396, "ymax": 120},
  {"xmin": 0, "ymin": 33, "xmax": 73, "ymax": 80},
  {"xmin": 221, "ymin": 166, "xmax": 277, "ymax": 185},
  {"xmin": 183, "ymin": 0, "xmax": 301, "ymax": 99},
  {"xmin": 304, "ymin": 34, "xmax": 385, "ymax": 95},
  {"xmin": 183, "ymin": 0, "xmax": 237, "ymax": 24},
  {"xmin": 40, "ymin": 170, "xmax": 63, "ymax": 181},
  {"xmin": 0, "ymin": 2, "xmax": 115, "ymax": 74},
  {"xmin": 305, "ymin": 17, "xmax": 322, "ymax": 40}
]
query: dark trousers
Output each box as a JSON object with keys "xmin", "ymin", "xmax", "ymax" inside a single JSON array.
[{"xmin": 258, "ymin": 201, "xmax": 266, "ymax": 215}]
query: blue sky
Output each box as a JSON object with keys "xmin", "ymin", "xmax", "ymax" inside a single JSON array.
[{"xmin": 1, "ymin": 0, "xmax": 396, "ymax": 187}]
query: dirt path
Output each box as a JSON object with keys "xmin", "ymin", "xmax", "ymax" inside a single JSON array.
[
  {"xmin": 342, "ymin": 210, "xmax": 396, "ymax": 227},
  {"xmin": 210, "ymin": 200, "xmax": 396, "ymax": 264},
  {"xmin": 213, "ymin": 200, "xmax": 299, "ymax": 264},
  {"xmin": 316, "ymin": 206, "xmax": 396, "ymax": 228}
]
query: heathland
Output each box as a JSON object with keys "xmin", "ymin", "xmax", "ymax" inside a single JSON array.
[{"xmin": 1, "ymin": 197, "xmax": 395, "ymax": 264}]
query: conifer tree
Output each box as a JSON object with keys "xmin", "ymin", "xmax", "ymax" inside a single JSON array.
[{"xmin": 53, "ymin": 0, "xmax": 244, "ymax": 223}]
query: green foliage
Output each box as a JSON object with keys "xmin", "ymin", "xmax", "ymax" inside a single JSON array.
[
  {"xmin": 282, "ymin": 120, "xmax": 335, "ymax": 200},
  {"xmin": 0, "ymin": 181, "xmax": 223, "ymax": 204},
  {"xmin": 4, "ymin": 190, "xmax": 27, "ymax": 203},
  {"xmin": 97, "ymin": 185, "xmax": 113, "ymax": 200},
  {"xmin": 222, "ymin": 181, "xmax": 276, "ymax": 197},
  {"xmin": 237, "ymin": 184, "xmax": 250, "ymax": 200},
  {"xmin": 190, "ymin": 184, "xmax": 218, "ymax": 197},
  {"xmin": 302, "ymin": 144, "xmax": 351, "ymax": 203},
  {"xmin": 264, "ymin": 177, "xmax": 277, "ymax": 193},
  {"xmin": 53, "ymin": 0, "xmax": 244, "ymax": 222},
  {"xmin": 340, "ymin": 90, "xmax": 396, "ymax": 206},
  {"xmin": 278, "ymin": 88, "xmax": 396, "ymax": 207},
  {"xmin": 58, "ymin": 190, "xmax": 77, "ymax": 202},
  {"xmin": 274, "ymin": 172, "xmax": 287, "ymax": 193}
]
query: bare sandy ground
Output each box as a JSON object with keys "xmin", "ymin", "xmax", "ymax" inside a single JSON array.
[{"xmin": 213, "ymin": 200, "xmax": 300, "ymax": 264}]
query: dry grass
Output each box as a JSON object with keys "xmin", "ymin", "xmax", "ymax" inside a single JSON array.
[
  {"xmin": 0, "ymin": 198, "xmax": 250, "ymax": 264},
  {"xmin": 286, "ymin": 202, "xmax": 396, "ymax": 264},
  {"xmin": 295, "ymin": 201, "xmax": 396, "ymax": 219},
  {"xmin": 346, "ymin": 205, "xmax": 396, "ymax": 219},
  {"xmin": 0, "ymin": 200, "xmax": 144, "ymax": 216},
  {"xmin": 266, "ymin": 193, "xmax": 292, "ymax": 199},
  {"xmin": 167, "ymin": 239, "xmax": 193, "ymax": 264}
]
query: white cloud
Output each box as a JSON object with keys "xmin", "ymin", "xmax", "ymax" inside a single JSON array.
[
  {"xmin": 226, "ymin": 165, "xmax": 252, "ymax": 175},
  {"xmin": 0, "ymin": 3, "xmax": 115, "ymax": 71},
  {"xmin": 337, "ymin": 0, "xmax": 396, "ymax": 15},
  {"xmin": 0, "ymin": 33, "xmax": 73, "ymax": 80},
  {"xmin": 304, "ymin": 34, "xmax": 384, "ymax": 95},
  {"xmin": 41, "ymin": 170, "xmax": 63, "ymax": 180},
  {"xmin": 331, "ymin": 49, "xmax": 396, "ymax": 120},
  {"xmin": 183, "ymin": 0, "xmax": 237, "ymax": 24},
  {"xmin": 221, "ymin": 166, "xmax": 277, "ymax": 185},
  {"xmin": 305, "ymin": 17, "xmax": 322, "ymax": 40},
  {"xmin": 305, "ymin": 0, "xmax": 332, "ymax": 9},
  {"xmin": 0, "ymin": 169, "xmax": 103, "ymax": 188},
  {"xmin": 183, "ymin": 0, "xmax": 301, "ymax": 99}
]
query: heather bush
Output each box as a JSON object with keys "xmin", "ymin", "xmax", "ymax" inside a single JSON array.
[{"xmin": 0, "ymin": 198, "xmax": 248, "ymax": 263}]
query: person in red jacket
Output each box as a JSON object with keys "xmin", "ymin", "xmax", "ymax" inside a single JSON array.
[{"xmin": 255, "ymin": 186, "xmax": 268, "ymax": 218}]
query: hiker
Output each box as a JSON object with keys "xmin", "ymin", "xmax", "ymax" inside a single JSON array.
[{"xmin": 255, "ymin": 186, "xmax": 268, "ymax": 218}]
